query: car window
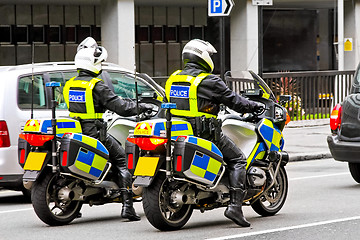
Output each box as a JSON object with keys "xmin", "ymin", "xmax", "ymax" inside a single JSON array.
[
  {"xmin": 48, "ymin": 71, "xmax": 77, "ymax": 109},
  {"xmin": 108, "ymin": 72, "xmax": 156, "ymax": 99},
  {"xmin": 18, "ymin": 75, "xmax": 47, "ymax": 109}
]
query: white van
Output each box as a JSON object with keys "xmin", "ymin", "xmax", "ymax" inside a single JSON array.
[{"xmin": 0, "ymin": 62, "xmax": 164, "ymax": 199}]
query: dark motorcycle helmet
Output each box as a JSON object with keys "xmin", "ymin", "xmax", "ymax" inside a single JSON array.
[{"xmin": 182, "ymin": 39, "xmax": 217, "ymax": 73}]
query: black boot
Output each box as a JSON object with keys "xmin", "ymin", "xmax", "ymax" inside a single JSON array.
[
  {"xmin": 224, "ymin": 189, "xmax": 250, "ymax": 227},
  {"xmin": 121, "ymin": 190, "xmax": 141, "ymax": 221}
]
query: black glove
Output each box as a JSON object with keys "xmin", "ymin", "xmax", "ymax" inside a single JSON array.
[
  {"xmin": 139, "ymin": 103, "xmax": 153, "ymax": 113},
  {"xmin": 252, "ymin": 102, "xmax": 264, "ymax": 115}
]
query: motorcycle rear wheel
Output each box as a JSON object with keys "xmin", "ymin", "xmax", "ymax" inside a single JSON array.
[
  {"xmin": 31, "ymin": 172, "xmax": 82, "ymax": 226},
  {"xmin": 142, "ymin": 173, "xmax": 193, "ymax": 231},
  {"xmin": 251, "ymin": 165, "xmax": 288, "ymax": 216}
]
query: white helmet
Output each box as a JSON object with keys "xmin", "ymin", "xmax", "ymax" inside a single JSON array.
[
  {"xmin": 75, "ymin": 46, "xmax": 108, "ymax": 75},
  {"xmin": 182, "ymin": 39, "xmax": 217, "ymax": 73},
  {"xmin": 77, "ymin": 37, "xmax": 98, "ymax": 52}
]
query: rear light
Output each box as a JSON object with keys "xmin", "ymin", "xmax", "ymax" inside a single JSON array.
[
  {"xmin": 128, "ymin": 153, "xmax": 134, "ymax": 169},
  {"xmin": 0, "ymin": 121, "xmax": 10, "ymax": 147},
  {"xmin": 127, "ymin": 137, "xmax": 167, "ymax": 151},
  {"xmin": 19, "ymin": 133, "xmax": 54, "ymax": 146},
  {"xmin": 20, "ymin": 149, "xmax": 26, "ymax": 164},
  {"xmin": 176, "ymin": 155, "xmax": 182, "ymax": 172},
  {"xmin": 330, "ymin": 104, "xmax": 342, "ymax": 130},
  {"xmin": 61, "ymin": 151, "xmax": 68, "ymax": 167}
]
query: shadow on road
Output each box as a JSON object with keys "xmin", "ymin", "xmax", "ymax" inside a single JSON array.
[{"xmin": 0, "ymin": 193, "xmax": 29, "ymax": 204}]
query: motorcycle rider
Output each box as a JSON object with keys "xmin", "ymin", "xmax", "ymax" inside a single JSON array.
[
  {"xmin": 165, "ymin": 39, "xmax": 263, "ymax": 227},
  {"xmin": 63, "ymin": 40, "xmax": 151, "ymax": 221}
]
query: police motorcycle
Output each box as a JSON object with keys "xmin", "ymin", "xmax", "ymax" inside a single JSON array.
[
  {"xmin": 126, "ymin": 71, "xmax": 291, "ymax": 230},
  {"xmin": 17, "ymin": 81, "xmax": 162, "ymax": 226}
]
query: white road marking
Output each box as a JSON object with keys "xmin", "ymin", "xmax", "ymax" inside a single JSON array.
[
  {"xmin": 206, "ymin": 215, "xmax": 360, "ymax": 240},
  {"xmin": 289, "ymin": 172, "xmax": 349, "ymax": 181},
  {"xmin": 0, "ymin": 208, "xmax": 33, "ymax": 214}
]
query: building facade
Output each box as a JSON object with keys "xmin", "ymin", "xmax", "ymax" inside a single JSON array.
[{"xmin": 0, "ymin": 0, "xmax": 358, "ymax": 77}]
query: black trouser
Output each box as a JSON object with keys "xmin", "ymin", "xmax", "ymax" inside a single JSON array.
[
  {"xmin": 216, "ymin": 133, "xmax": 247, "ymax": 190},
  {"xmin": 81, "ymin": 121, "xmax": 131, "ymax": 190}
]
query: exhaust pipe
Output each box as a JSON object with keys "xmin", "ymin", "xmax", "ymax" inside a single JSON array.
[{"xmin": 58, "ymin": 186, "xmax": 75, "ymax": 202}]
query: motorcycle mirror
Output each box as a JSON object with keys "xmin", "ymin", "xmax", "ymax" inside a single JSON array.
[{"xmin": 279, "ymin": 95, "xmax": 291, "ymax": 102}]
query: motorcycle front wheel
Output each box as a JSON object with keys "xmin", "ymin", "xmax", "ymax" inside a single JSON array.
[
  {"xmin": 251, "ymin": 165, "xmax": 288, "ymax": 216},
  {"xmin": 142, "ymin": 173, "xmax": 193, "ymax": 231},
  {"xmin": 31, "ymin": 171, "xmax": 82, "ymax": 226}
]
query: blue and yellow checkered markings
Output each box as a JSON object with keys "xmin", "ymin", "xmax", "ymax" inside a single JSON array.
[
  {"xmin": 72, "ymin": 133, "xmax": 109, "ymax": 155},
  {"xmin": 258, "ymin": 119, "xmax": 282, "ymax": 152},
  {"xmin": 187, "ymin": 136, "xmax": 223, "ymax": 158},
  {"xmin": 246, "ymin": 142, "xmax": 266, "ymax": 168},
  {"xmin": 40, "ymin": 119, "xmax": 81, "ymax": 134},
  {"xmin": 153, "ymin": 121, "xmax": 193, "ymax": 137},
  {"xmin": 190, "ymin": 152, "xmax": 222, "ymax": 182},
  {"xmin": 279, "ymin": 136, "xmax": 285, "ymax": 151},
  {"xmin": 75, "ymin": 147, "xmax": 107, "ymax": 178}
]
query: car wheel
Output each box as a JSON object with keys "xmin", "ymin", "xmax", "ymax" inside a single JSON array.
[{"xmin": 348, "ymin": 163, "xmax": 360, "ymax": 183}]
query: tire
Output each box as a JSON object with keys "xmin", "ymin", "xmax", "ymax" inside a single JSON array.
[
  {"xmin": 251, "ymin": 166, "xmax": 288, "ymax": 216},
  {"xmin": 31, "ymin": 172, "xmax": 82, "ymax": 226},
  {"xmin": 348, "ymin": 162, "xmax": 360, "ymax": 183},
  {"xmin": 142, "ymin": 173, "xmax": 193, "ymax": 231}
]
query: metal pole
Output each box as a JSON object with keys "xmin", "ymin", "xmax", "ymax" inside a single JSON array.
[
  {"xmin": 338, "ymin": 0, "xmax": 344, "ymax": 70},
  {"xmin": 220, "ymin": 17, "xmax": 226, "ymax": 81},
  {"xmin": 258, "ymin": 5, "xmax": 263, "ymax": 77}
]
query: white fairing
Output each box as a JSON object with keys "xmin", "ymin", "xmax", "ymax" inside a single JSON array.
[
  {"xmin": 107, "ymin": 117, "xmax": 137, "ymax": 146},
  {"xmin": 221, "ymin": 119, "xmax": 257, "ymax": 159}
]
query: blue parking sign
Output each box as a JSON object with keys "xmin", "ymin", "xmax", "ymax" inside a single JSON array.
[{"xmin": 208, "ymin": 0, "xmax": 234, "ymax": 17}]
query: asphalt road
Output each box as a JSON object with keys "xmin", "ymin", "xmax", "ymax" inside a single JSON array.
[{"xmin": 1, "ymin": 158, "xmax": 360, "ymax": 240}]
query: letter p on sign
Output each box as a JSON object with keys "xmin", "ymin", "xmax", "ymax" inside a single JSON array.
[{"xmin": 212, "ymin": 0, "xmax": 222, "ymax": 13}]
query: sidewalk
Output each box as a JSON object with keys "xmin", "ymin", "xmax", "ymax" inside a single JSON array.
[{"xmin": 282, "ymin": 118, "xmax": 332, "ymax": 161}]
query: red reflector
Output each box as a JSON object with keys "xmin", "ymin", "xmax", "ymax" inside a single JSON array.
[
  {"xmin": 127, "ymin": 137, "xmax": 167, "ymax": 151},
  {"xmin": 330, "ymin": 104, "xmax": 342, "ymax": 130},
  {"xmin": 19, "ymin": 133, "xmax": 54, "ymax": 146},
  {"xmin": 0, "ymin": 121, "xmax": 10, "ymax": 148},
  {"xmin": 128, "ymin": 153, "xmax": 134, "ymax": 169},
  {"xmin": 61, "ymin": 151, "xmax": 68, "ymax": 167},
  {"xmin": 0, "ymin": 177, "xmax": 3, "ymax": 180},
  {"xmin": 176, "ymin": 155, "xmax": 182, "ymax": 172},
  {"xmin": 20, "ymin": 149, "xmax": 26, "ymax": 164}
]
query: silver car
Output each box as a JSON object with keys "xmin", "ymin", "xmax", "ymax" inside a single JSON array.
[{"xmin": 0, "ymin": 61, "xmax": 164, "ymax": 200}]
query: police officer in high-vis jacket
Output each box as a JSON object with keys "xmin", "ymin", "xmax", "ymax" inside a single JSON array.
[
  {"xmin": 165, "ymin": 39, "xmax": 263, "ymax": 227},
  {"xmin": 63, "ymin": 38, "xmax": 151, "ymax": 221}
]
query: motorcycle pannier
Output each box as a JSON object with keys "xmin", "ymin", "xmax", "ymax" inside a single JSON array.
[
  {"xmin": 173, "ymin": 136, "xmax": 225, "ymax": 186},
  {"xmin": 60, "ymin": 133, "xmax": 109, "ymax": 181}
]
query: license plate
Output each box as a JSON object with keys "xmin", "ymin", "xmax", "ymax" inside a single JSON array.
[
  {"xmin": 23, "ymin": 152, "xmax": 47, "ymax": 171},
  {"xmin": 134, "ymin": 157, "xmax": 159, "ymax": 177}
]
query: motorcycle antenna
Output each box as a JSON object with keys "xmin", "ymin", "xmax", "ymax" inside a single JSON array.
[
  {"xmin": 134, "ymin": 45, "xmax": 140, "ymax": 122},
  {"xmin": 30, "ymin": 42, "xmax": 35, "ymax": 119}
]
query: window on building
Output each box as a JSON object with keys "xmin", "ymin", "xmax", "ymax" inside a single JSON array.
[
  {"xmin": 49, "ymin": 26, "xmax": 61, "ymax": 43},
  {"xmin": 15, "ymin": 26, "xmax": 28, "ymax": 43},
  {"xmin": 0, "ymin": 26, "xmax": 12, "ymax": 43}
]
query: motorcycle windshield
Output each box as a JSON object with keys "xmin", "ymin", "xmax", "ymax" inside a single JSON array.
[
  {"xmin": 227, "ymin": 71, "xmax": 276, "ymax": 102},
  {"xmin": 248, "ymin": 71, "xmax": 276, "ymax": 102}
]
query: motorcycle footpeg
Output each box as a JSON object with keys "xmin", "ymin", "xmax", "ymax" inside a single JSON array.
[{"xmin": 107, "ymin": 189, "xmax": 122, "ymax": 198}]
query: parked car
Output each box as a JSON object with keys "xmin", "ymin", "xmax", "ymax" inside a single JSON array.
[
  {"xmin": 328, "ymin": 63, "xmax": 360, "ymax": 183},
  {"xmin": 0, "ymin": 61, "xmax": 164, "ymax": 199}
]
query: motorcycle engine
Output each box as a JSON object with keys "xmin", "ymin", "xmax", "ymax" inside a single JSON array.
[{"xmin": 247, "ymin": 167, "xmax": 266, "ymax": 187}]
